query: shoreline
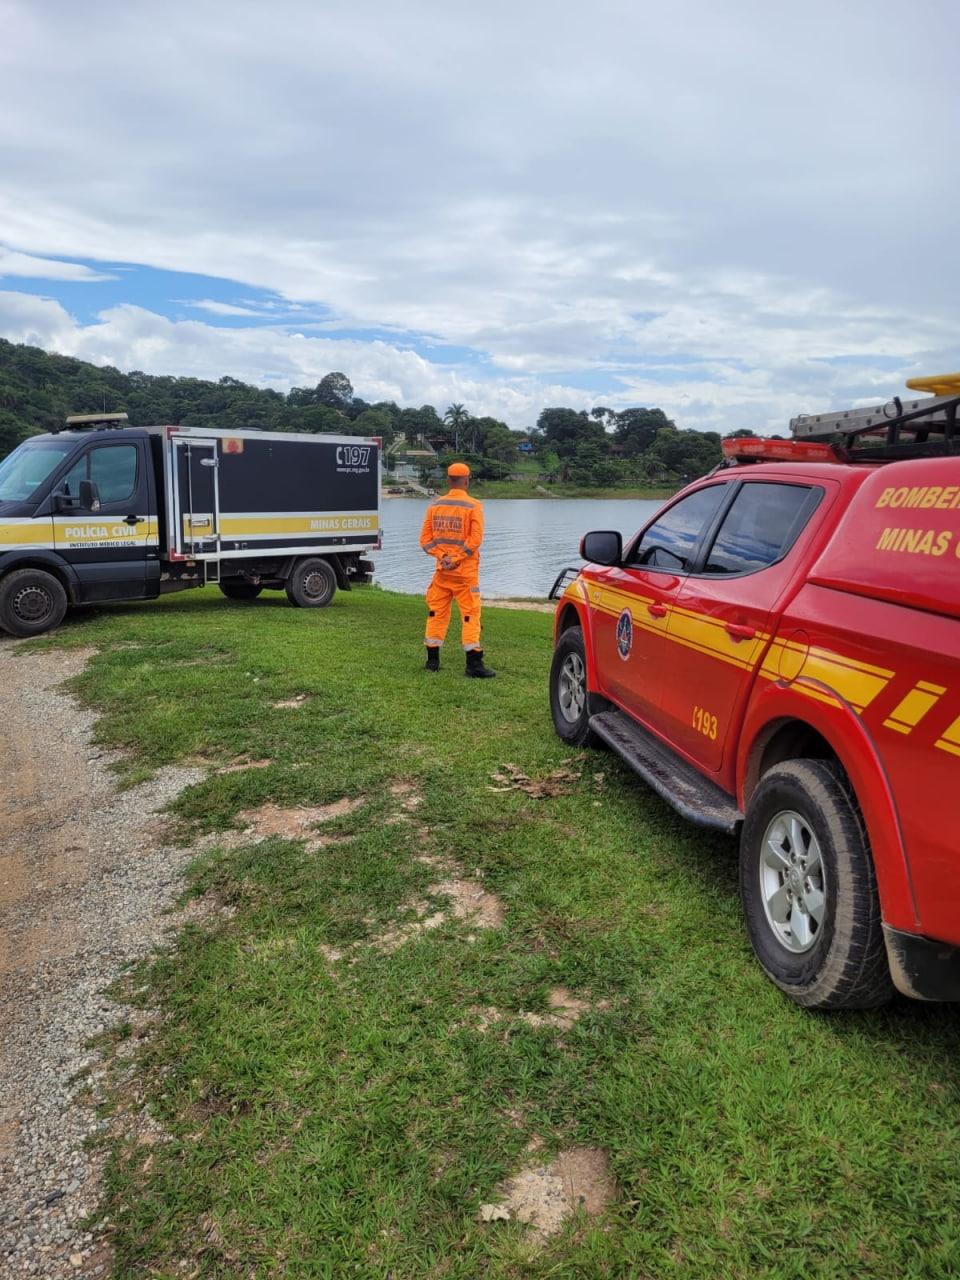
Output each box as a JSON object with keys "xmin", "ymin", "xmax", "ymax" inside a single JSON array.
[{"xmin": 382, "ymin": 486, "xmax": 675, "ymax": 501}]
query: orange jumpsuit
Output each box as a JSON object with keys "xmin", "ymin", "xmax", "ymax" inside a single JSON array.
[{"xmin": 420, "ymin": 487, "xmax": 485, "ymax": 650}]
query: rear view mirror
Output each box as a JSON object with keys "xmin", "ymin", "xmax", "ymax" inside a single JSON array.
[
  {"xmin": 580, "ymin": 530, "xmax": 622, "ymax": 566},
  {"xmin": 79, "ymin": 479, "xmax": 101, "ymax": 511}
]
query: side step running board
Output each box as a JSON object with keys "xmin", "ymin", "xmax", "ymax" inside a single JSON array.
[{"xmin": 589, "ymin": 709, "xmax": 743, "ymax": 835}]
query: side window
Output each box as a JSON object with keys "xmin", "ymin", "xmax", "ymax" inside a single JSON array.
[
  {"xmin": 89, "ymin": 445, "xmax": 138, "ymax": 504},
  {"xmin": 703, "ymin": 482, "xmax": 820, "ymax": 575},
  {"xmin": 628, "ymin": 485, "xmax": 728, "ymax": 572},
  {"xmin": 61, "ymin": 457, "xmax": 87, "ymax": 497}
]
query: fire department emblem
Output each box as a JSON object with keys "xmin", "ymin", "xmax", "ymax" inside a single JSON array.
[{"xmin": 616, "ymin": 608, "xmax": 633, "ymax": 660}]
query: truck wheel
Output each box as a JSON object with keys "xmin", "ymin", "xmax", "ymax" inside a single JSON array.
[
  {"xmin": 739, "ymin": 759, "xmax": 893, "ymax": 1010},
  {"xmin": 285, "ymin": 558, "xmax": 337, "ymax": 609},
  {"xmin": 0, "ymin": 568, "xmax": 68, "ymax": 638},
  {"xmin": 549, "ymin": 626, "xmax": 601, "ymax": 746},
  {"xmin": 219, "ymin": 582, "xmax": 263, "ymax": 602}
]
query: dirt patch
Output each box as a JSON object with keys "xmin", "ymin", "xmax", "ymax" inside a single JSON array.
[
  {"xmin": 369, "ymin": 870, "xmax": 506, "ymax": 955},
  {"xmin": 478, "ymin": 1147, "xmax": 616, "ymax": 1239},
  {"xmin": 524, "ymin": 987, "xmax": 610, "ymax": 1030},
  {"xmin": 490, "ymin": 762, "xmax": 582, "ymax": 798},
  {"xmin": 272, "ymin": 693, "xmax": 311, "ymax": 709},
  {"xmin": 234, "ymin": 798, "xmax": 363, "ymax": 847},
  {"xmin": 433, "ymin": 876, "xmax": 506, "ymax": 929},
  {"xmin": 389, "ymin": 780, "xmax": 423, "ymax": 810},
  {"xmin": 217, "ymin": 757, "xmax": 272, "ymax": 775},
  {"xmin": 469, "ymin": 987, "xmax": 610, "ymax": 1033},
  {"xmin": 373, "ymin": 904, "xmax": 448, "ymax": 954}
]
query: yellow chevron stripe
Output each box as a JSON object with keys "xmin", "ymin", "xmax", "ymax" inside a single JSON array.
[
  {"xmin": 578, "ymin": 574, "xmax": 897, "ymax": 718},
  {"xmin": 935, "ymin": 716, "xmax": 960, "ymax": 758},
  {"xmin": 883, "ymin": 684, "xmax": 945, "ymax": 735}
]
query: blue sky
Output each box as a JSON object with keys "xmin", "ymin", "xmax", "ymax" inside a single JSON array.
[{"xmin": 1, "ymin": 0, "xmax": 957, "ymax": 431}]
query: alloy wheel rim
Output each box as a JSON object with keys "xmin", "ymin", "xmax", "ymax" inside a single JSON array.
[
  {"xmin": 558, "ymin": 652, "xmax": 586, "ymax": 723},
  {"xmin": 759, "ymin": 809, "xmax": 827, "ymax": 954}
]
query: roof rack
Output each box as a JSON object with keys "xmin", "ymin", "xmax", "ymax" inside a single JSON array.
[
  {"xmin": 58, "ymin": 412, "xmax": 130, "ymax": 433},
  {"xmin": 790, "ymin": 374, "xmax": 960, "ymax": 457}
]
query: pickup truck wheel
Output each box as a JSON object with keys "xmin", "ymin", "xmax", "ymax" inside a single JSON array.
[
  {"xmin": 285, "ymin": 558, "xmax": 337, "ymax": 609},
  {"xmin": 219, "ymin": 582, "xmax": 263, "ymax": 602},
  {"xmin": 549, "ymin": 626, "xmax": 600, "ymax": 747},
  {"xmin": 739, "ymin": 759, "xmax": 893, "ymax": 1010},
  {"xmin": 0, "ymin": 568, "xmax": 68, "ymax": 637}
]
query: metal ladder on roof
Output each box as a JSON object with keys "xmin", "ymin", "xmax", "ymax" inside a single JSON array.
[{"xmin": 790, "ymin": 373, "xmax": 960, "ymax": 453}]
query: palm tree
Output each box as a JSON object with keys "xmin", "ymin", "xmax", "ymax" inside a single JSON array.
[{"xmin": 443, "ymin": 403, "xmax": 470, "ymax": 453}]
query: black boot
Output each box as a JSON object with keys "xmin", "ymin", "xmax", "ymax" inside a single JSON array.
[
  {"xmin": 424, "ymin": 646, "xmax": 440, "ymax": 672},
  {"xmin": 465, "ymin": 649, "xmax": 496, "ymax": 678}
]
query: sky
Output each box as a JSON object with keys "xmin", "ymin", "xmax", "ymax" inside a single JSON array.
[{"xmin": 0, "ymin": 0, "xmax": 956, "ymax": 433}]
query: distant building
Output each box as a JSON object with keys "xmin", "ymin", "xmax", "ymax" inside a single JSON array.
[{"xmin": 385, "ymin": 435, "xmax": 438, "ymax": 482}]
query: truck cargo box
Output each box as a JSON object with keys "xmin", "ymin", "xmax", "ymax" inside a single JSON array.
[{"xmin": 149, "ymin": 427, "xmax": 381, "ymax": 561}]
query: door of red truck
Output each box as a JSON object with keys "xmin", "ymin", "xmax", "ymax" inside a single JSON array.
[
  {"xmin": 592, "ymin": 484, "xmax": 730, "ymax": 726},
  {"xmin": 659, "ymin": 479, "xmax": 827, "ymax": 772}
]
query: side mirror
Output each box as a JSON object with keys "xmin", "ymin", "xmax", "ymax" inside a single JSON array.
[
  {"xmin": 53, "ymin": 490, "xmax": 78, "ymax": 512},
  {"xmin": 580, "ymin": 530, "xmax": 622, "ymax": 566},
  {"xmin": 79, "ymin": 479, "xmax": 101, "ymax": 512}
]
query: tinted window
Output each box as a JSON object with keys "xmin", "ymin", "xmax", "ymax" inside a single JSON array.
[
  {"xmin": 703, "ymin": 482, "xmax": 817, "ymax": 575},
  {"xmin": 62, "ymin": 445, "xmax": 138, "ymax": 505},
  {"xmin": 61, "ymin": 457, "xmax": 87, "ymax": 498},
  {"xmin": 629, "ymin": 485, "xmax": 727, "ymax": 572}
]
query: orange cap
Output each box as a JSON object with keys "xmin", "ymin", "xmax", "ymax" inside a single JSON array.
[{"xmin": 448, "ymin": 461, "xmax": 470, "ymax": 478}]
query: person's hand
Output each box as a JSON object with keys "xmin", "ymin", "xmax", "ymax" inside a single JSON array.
[{"xmin": 440, "ymin": 554, "xmax": 455, "ymax": 570}]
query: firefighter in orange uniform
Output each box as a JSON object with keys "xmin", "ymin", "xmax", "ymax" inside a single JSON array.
[{"xmin": 420, "ymin": 462, "xmax": 496, "ymax": 677}]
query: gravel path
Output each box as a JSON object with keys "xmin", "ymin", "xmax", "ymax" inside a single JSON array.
[{"xmin": 0, "ymin": 638, "xmax": 204, "ymax": 1279}]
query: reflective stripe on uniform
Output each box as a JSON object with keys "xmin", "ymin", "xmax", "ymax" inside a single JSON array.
[
  {"xmin": 429, "ymin": 498, "xmax": 476, "ymax": 510},
  {"xmin": 423, "ymin": 537, "xmax": 469, "ymax": 552}
]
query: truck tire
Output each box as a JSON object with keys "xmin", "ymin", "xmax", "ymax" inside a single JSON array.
[
  {"xmin": 219, "ymin": 582, "xmax": 263, "ymax": 602},
  {"xmin": 549, "ymin": 626, "xmax": 601, "ymax": 747},
  {"xmin": 285, "ymin": 558, "xmax": 337, "ymax": 609},
  {"xmin": 739, "ymin": 759, "xmax": 893, "ymax": 1010},
  {"xmin": 0, "ymin": 568, "xmax": 69, "ymax": 638}
]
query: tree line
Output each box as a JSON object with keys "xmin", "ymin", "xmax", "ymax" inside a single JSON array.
[{"xmin": 0, "ymin": 338, "xmax": 725, "ymax": 485}]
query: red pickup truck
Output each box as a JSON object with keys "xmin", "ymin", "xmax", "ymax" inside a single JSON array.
[{"xmin": 549, "ymin": 387, "xmax": 960, "ymax": 1008}]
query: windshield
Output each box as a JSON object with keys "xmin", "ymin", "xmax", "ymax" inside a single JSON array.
[{"xmin": 0, "ymin": 439, "xmax": 76, "ymax": 503}]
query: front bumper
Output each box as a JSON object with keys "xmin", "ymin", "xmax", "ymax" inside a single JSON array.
[{"xmin": 883, "ymin": 925, "xmax": 960, "ymax": 1002}]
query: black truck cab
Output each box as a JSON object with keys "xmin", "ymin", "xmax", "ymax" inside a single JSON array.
[{"xmin": 0, "ymin": 424, "xmax": 160, "ymax": 632}]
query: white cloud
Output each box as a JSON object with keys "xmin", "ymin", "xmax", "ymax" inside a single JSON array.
[
  {"xmin": 182, "ymin": 299, "xmax": 265, "ymax": 317},
  {"xmin": 2, "ymin": 289, "xmax": 946, "ymax": 436},
  {"xmin": 0, "ymin": 0, "xmax": 957, "ymax": 428},
  {"xmin": 0, "ymin": 247, "xmax": 114, "ymax": 283}
]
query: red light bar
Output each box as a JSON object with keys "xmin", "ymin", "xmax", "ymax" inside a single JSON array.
[{"xmin": 722, "ymin": 437, "xmax": 843, "ymax": 464}]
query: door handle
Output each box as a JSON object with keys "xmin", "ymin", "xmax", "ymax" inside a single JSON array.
[
  {"xmin": 725, "ymin": 622, "xmax": 756, "ymax": 642},
  {"xmin": 648, "ymin": 602, "xmax": 668, "ymax": 618},
  {"xmin": 124, "ymin": 515, "xmax": 145, "ymax": 526}
]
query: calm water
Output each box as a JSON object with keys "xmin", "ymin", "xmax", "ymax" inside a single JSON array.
[{"xmin": 375, "ymin": 497, "xmax": 666, "ymax": 598}]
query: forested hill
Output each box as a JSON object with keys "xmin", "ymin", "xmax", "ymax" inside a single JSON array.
[
  {"xmin": 0, "ymin": 337, "xmax": 728, "ymax": 486},
  {"xmin": 0, "ymin": 339, "xmax": 393, "ymax": 454}
]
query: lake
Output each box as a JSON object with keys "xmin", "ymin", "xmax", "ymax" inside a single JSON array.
[{"xmin": 375, "ymin": 497, "xmax": 667, "ymax": 598}]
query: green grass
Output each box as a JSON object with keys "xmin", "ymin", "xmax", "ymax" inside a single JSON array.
[{"xmin": 36, "ymin": 587, "xmax": 960, "ymax": 1278}]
